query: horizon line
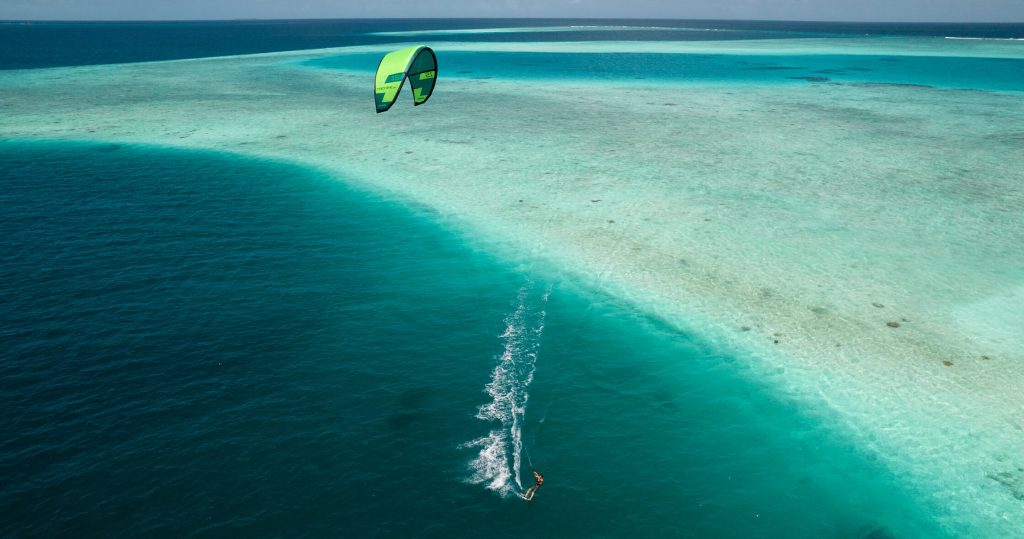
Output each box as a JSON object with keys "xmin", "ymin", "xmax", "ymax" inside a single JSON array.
[{"xmin": 2, "ymin": 17, "xmax": 1023, "ymax": 25}]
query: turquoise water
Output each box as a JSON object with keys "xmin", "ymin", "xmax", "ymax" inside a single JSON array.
[
  {"xmin": 6, "ymin": 18, "xmax": 1024, "ymax": 538},
  {"xmin": 308, "ymin": 50, "xmax": 1024, "ymax": 92},
  {"xmin": 0, "ymin": 141, "xmax": 944, "ymax": 537}
]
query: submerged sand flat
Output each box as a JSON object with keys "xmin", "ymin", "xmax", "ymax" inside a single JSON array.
[{"xmin": 2, "ymin": 37, "xmax": 1023, "ymax": 535}]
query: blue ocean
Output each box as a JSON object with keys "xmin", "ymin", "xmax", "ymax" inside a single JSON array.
[
  {"xmin": 3, "ymin": 19, "xmax": 1022, "ymax": 538},
  {"xmin": 2, "ymin": 18, "xmax": 1022, "ymax": 69}
]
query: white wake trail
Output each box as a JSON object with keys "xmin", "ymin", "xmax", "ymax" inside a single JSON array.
[{"xmin": 462, "ymin": 282, "xmax": 550, "ymax": 497}]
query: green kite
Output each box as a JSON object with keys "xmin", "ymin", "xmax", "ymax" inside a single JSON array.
[{"xmin": 374, "ymin": 45, "xmax": 437, "ymax": 113}]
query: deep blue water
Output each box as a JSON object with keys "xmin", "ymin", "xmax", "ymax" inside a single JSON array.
[
  {"xmin": 0, "ymin": 141, "xmax": 946, "ymax": 537},
  {"xmin": 309, "ymin": 50, "xmax": 1024, "ymax": 92},
  {"xmin": 1, "ymin": 19, "xmax": 1022, "ymax": 70}
]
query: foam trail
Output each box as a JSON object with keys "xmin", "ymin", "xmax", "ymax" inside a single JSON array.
[{"xmin": 462, "ymin": 282, "xmax": 550, "ymax": 498}]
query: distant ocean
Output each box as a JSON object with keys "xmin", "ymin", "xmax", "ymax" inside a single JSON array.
[
  {"xmin": 1, "ymin": 18, "xmax": 1022, "ymax": 70},
  {"xmin": 2, "ymin": 18, "xmax": 1021, "ymax": 538}
]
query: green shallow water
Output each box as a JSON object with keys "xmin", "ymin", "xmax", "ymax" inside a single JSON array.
[{"xmin": 0, "ymin": 140, "xmax": 944, "ymax": 537}]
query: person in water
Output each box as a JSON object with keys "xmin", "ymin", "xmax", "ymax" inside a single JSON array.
[{"xmin": 524, "ymin": 471, "xmax": 544, "ymax": 501}]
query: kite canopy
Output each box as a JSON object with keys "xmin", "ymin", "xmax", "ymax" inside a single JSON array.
[{"xmin": 374, "ymin": 45, "xmax": 437, "ymax": 113}]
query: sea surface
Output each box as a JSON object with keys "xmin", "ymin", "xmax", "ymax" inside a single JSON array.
[
  {"xmin": 0, "ymin": 141, "xmax": 940, "ymax": 537},
  {"xmin": 2, "ymin": 19, "xmax": 1023, "ymax": 538},
  {"xmin": 1, "ymin": 18, "xmax": 1022, "ymax": 69},
  {"xmin": 309, "ymin": 50, "xmax": 1024, "ymax": 91}
]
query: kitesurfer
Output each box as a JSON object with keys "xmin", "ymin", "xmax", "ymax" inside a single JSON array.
[{"xmin": 524, "ymin": 471, "xmax": 544, "ymax": 501}]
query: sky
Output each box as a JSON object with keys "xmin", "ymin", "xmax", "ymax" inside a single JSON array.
[{"xmin": 0, "ymin": 0, "xmax": 1022, "ymax": 22}]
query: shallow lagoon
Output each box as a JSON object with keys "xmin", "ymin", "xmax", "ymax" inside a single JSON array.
[
  {"xmin": 310, "ymin": 49, "xmax": 1024, "ymax": 91},
  {"xmin": 2, "ymin": 27, "xmax": 1023, "ymax": 537}
]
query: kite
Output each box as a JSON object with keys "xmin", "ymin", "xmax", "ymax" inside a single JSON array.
[{"xmin": 374, "ymin": 45, "xmax": 437, "ymax": 113}]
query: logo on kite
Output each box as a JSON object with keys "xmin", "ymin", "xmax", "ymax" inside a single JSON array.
[{"xmin": 374, "ymin": 45, "xmax": 437, "ymax": 113}]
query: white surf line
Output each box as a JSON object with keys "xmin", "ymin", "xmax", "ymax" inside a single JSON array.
[
  {"xmin": 367, "ymin": 25, "xmax": 734, "ymax": 37},
  {"xmin": 945, "ymin": 36, "xmax": 1024, "ymax": 41},
  {"xmin": 462, "ymin": 282, "xmax": 550, "ymax": 498},
  {"xmin": 298, "ymin": 38, "xmax": 1024, "ymax": 63}
]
